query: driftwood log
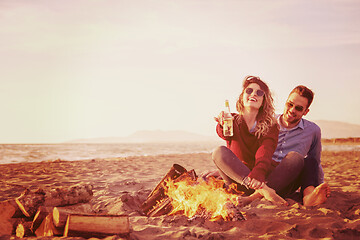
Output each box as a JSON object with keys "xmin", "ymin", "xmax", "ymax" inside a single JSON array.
[
  {"xmin": 0, "ymin": 199, "xmax": 27, "ymax": 235},
  {"xmin": 63, "ymin": 214, "xmax": 130, "ymax": 238},
  {"xmin": 34, "ymin": 213, "xmax": 62, "ymax": 237},
  {"xmin": 14, "ymin": 183, "xmax": 93, "ymax": 219},
  {"xmin": 44, "ymin": 183, "xmax": 93, "ymax": 207},
  {"xmin": 16, "ymin": 221, "xmax": 33, "ymax": 238},
  {"xmin": 0, "ymin": 183, "xmax": 94, "ymax": 237},
  {"xmin": 52, "ymin": 207, "xmax": 76, "ymax": 229},
  {"xmin": 15, "ymin": 189, "xmax": 46, "ymax": 218},
  {"xmin": 0, "ymin": 199, "xmax": 24, "ymax": 218},
  {"xmin": 0, "ymin": 219, "xmax": 14, "ymax": 236},
  {"xmin": 31, "ymin": 206, "xmax": 54, "ymax": 233}
]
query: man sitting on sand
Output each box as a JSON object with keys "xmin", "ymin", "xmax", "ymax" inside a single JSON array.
[{"xmin": 262, "ymin": 85, "xmax": 331, "ymax": 206}]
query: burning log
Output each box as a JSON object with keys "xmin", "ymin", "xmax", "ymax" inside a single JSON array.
[
  {"xmin": 222, "ymin": 202, "xmax": 246, "ymax": 221},
  {"xmin": 141, "ymin": 187, "xmax": 166, "ymax": 215},
  {"xmin": 63, "ymin": 214, "xmax": 130, "ymax": 238},
  {"xmin": 143, "ymin": 166, "xmax": 197, "ymax": 217},
  {"xmin": 187, "ymin": 202, "xmax": 246, "ymax": 222},
  {"xmin": 147, "ymin": 170, "xmax": 198, "ymax": 217},
  {"xmin": 147, "ymin": 198, "xmax": 173, "ymax": 217},
  {"xmin": 148, "ymin": 164, "xmax": 188, "ymax": 198},
  {"xmin": 172, "ymin": 169, "xmax": 197, "ymax": 184},
  {"xmin": 141, "ymin": 164, "xmax": 187, "ymax": 215}
]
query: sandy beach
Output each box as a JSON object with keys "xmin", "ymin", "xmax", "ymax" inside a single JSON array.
[{"xmin": 1, "ymin": 150, "xmax": 360, "ymax": 239}]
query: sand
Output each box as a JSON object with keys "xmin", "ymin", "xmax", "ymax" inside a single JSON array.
[{"xmin": 0, "ymin": 150, "xmax": 360, "ymax": 239}]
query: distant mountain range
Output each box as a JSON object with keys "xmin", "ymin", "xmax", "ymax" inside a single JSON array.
[
  {"xmin": 313, "ymin": 120, "xmax": 360, "ymax": 139},
  {"xmin": 68, "ymin": 120, "xmax": 360, "ymax": 143}
]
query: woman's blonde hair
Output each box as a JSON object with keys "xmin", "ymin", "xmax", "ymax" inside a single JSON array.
[{"xmin": 236, "ymin": 75, "xmax": 277, "ymax": 138}]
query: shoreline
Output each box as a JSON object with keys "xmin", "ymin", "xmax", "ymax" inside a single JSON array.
[
  {"xmin": 0, "ymin": 150, "xmax": 216, "ymax": 165},
  {"xmin": 0, "ymin": 141, "xmax": 222, "ymax": 165}
]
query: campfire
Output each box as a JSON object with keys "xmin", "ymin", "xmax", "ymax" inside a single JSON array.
[{"xmin": 141, "ymin": 164, "xmax": 245, "ymax": 221}]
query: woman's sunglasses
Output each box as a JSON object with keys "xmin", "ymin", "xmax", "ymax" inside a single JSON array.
[
  {"xmin": 286, "ymin": 101, "xmax": 304, "ymax": 112},
  {"xmin": 245, "ymin": 87, "xmax": 265, "ymax": 97}
]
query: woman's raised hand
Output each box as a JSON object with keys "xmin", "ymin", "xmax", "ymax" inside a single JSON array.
[{"xmin": 214, "ymin": 111, "xmax": 225, "ymax": 126}]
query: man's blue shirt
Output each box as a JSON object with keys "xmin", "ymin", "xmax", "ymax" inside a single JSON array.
[{"xmin": 272, "ymin": 115, "xmax": 324, "ymax": 183}]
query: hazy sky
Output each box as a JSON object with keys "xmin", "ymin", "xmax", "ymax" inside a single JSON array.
[{"xmin": 1, "ymin": 0, "xmax": 359, "ymax": 143}]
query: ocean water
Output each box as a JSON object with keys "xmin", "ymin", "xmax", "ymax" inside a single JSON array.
[
  {"xmin": 0, "ymin": 142, "xmax": 359, "ymax": 165},
  {"xmin": 0, "ymin": 141, "xmax": 222, "ymax": 164}
]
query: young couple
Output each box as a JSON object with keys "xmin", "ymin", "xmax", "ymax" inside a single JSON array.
[{"xmin": 205, "ymin": 75, "xmax": 330, "ymax": 207}]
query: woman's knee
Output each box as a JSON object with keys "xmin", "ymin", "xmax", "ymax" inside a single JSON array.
[
  {"xmin": 212, "ymin": 146, "xmax": 229, "ymax": 164},
  {"xmin": 211, "ymin": 146, "xmax": 226, "ymax": 161}
]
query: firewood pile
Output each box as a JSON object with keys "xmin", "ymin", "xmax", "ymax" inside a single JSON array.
[{"xmin": 0, "ymin": 183, "xmax": 129, "ymax": 238}]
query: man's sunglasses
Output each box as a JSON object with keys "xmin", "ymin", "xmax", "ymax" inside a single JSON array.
[
  {"xmin": 245, "ymin": 87, "xmax": 265, "ymax": 97},
  {"xmin": 286, "ymin": 101, "xmax": 304, "ymax": 112}
]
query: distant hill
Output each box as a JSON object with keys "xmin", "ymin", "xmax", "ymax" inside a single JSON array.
[
  {"xmin": 68, "ymin": 130, "xmax": 219, "ymax": 143},
  {"xmin": 313, "ymin": 120, "xmax": 360, "ymax": 139},
  {"xmin": 67, "ymin": 120, "xmax": 360, "ymax": 143},
  {"xmin": 126, "ymin": 130, "xmax": 219, "ymax": 142}
]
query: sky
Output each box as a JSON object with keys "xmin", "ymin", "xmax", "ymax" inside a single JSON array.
[{"xmin": 0, "ymin": 0, "xmax": 359, "ymax": 143}]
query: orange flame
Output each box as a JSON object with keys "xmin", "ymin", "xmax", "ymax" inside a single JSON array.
[{"xmin": 164, "ymin": 175, "xmax": 242, "ymax": 221}]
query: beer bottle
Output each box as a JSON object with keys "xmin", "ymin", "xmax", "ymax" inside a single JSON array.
[{"xmin": 223, "ymin": 100, "xmax": 233, "ymax": 136}]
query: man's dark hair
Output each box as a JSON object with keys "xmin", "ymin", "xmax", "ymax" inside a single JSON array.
[{"xmin": 290, "ymin": 85, "xmax": 314, "ymax": 108}]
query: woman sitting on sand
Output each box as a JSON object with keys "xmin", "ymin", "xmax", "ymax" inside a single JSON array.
[{"xmin": 210, "ymin": 75, "xmax": 287, "ymax": 205}]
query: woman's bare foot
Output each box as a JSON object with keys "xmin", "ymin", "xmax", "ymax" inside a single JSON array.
[
  {"xmin": 236, "ymin": 192, "xmax": 262, "ymax": 207},
  {"xmin": 303, "ymin": 183, "xmax": 330, "ymax": 207},
  {"xmin": 256, "ymin": 185, "xmax": 288, "ymax": 206}
]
